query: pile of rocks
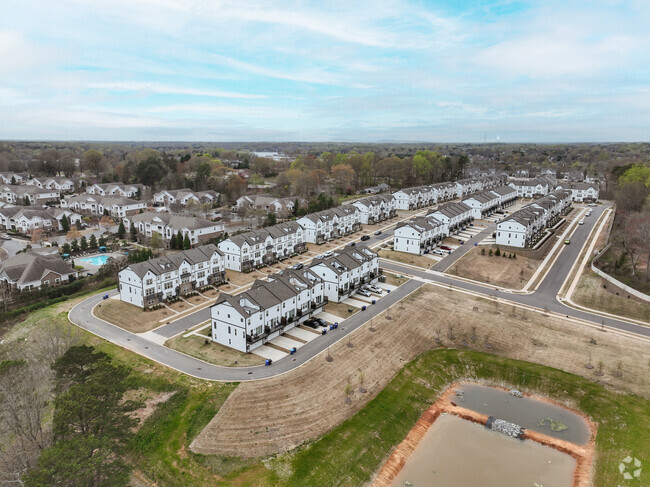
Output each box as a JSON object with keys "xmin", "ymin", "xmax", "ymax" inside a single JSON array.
[
  {"xmin": 491, "ymin": 418, "xmax": 524, "ymax": 438},
  {"xmin": 509, "ymin": 389, "xmax": 523, "ymax": 398}
]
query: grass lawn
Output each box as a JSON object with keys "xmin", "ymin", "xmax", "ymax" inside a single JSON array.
[
  {"xmin": 94, "ymin": 299, "xmax": 174, "ymax": 332},
  {"xmin": 447, "ymin": 246, "xmax": 537, "ymax": 289},
  {"xmin": 378, "ymin": 249, "xmax": 434, "ymax": 269},
  {"xmin": 323, "ymin": 301, "xmax": 359, "ymax": 319},
  {"xmin": 573, "ymin": 268, "xmax": 650, "ymax": 323},
  {"xmin": 382, "ymin": 272, "xmax": 409, "ymax": 287},
  {"xmin": 165, "ymin": 334, "xmax": 265, "ymax": 367},
  {"xmin": 284, "ymin": 349, "xmax": 650, "ymax": 487}
]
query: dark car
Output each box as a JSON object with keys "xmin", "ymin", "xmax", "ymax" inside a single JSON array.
[
  {"xmin": 360, "ymin": 235, "xmax": 370, "ymax": 241},
  {"xmin": 348, "ymin": 242, "xmax": 356, "ymax": 247},
  {"xmin": 439, "ymin": 245, "xmax": 452, "ymax": 251},
  {"xmin": 304, "ymin": 319, "xmax": 320, "ymax": 329},
  {"xmin": 313, "ymin": 318, "xmax": 327, "ymax": 327}
]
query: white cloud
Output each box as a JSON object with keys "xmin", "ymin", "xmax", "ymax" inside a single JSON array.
[{"xmin": 88, "ymin": 81, "xmax": 266, "ymax": 99}]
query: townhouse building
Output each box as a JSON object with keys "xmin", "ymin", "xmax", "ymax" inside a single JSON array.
[
  {"xmin": 462, "ymin": 190, "xmax": 500, "ymax": 219},
  {"xmin": 296, "ymin": 206, "xmax": 361, "ymax": 244},
  {"xmin": 210, "ymin": 267, "xmax": 325, "ymax": 353},
  {"xmin": 508, "ymin": 178, "xmax": 550, "ymax": 198},
  {"xmin": 218, "ymin": 221, "xmax": 306, "ymax": 271},
  {"xmin": 308, "ymin": 245, "xmax": 380, "ymax": 303},
  {"xmin": 0, "ymin": 249, "xmax": 78, "ymax": 291},
  {"xmin": 26, "ymin": 177, "xmax": 75, "ymax": 192},
  {"xmin": 0, "ymin": 185, "xmax": 60, "ymax": 205},
  {"xmin": 61, "ymin": 194, "xmax": 146, "ymax": 218},
  {"xmin": 427, "ymin": 201, "xmax": 473, "ymax": 234},
  {"xmin": 0, "ymin": 207, "xmax": 82, "ymax": 235},
  {"xmin": 0, "ymin": 173, "xmax": 29, "ymax": 185},
  {"xmin": 235, "ymin": 194, "xmax": 303, "ymax": 218},
  {"xmin": 349, "ymin": 194, "xmax": 396, "ymax": 224},
  {"xmin": 153, "ymin": 188, "xmax": 219, "ymax": 208},
  {"xmin": 393, "ymin": 216, "xmax": 445, "ymax": 255},
  {"xmin": 555, "ymin": 182, "xmax": 599, "ymax": 202},
  {"xmin": 118, "ymin": 244, "xmax": 225, "ymax": 309},
  {"xmin": 489, "ymin": 185, "xmax": 518, "ymax": 208},
  {"xmin": 86, "ymin": 183, "xmax": 145, "ymax": 198},
  {"xmin": 123, "ymin": 212, "xmax": 224, "ymax": 247}
]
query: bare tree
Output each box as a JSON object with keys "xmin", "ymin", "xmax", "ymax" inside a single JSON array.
[
  {"xmin": 614, "ymin": 214, "xmax": 641, "ymax": 276},
  {"xmin": 634, "ymin": 214, "xmax": 650, "ymax": 281}
]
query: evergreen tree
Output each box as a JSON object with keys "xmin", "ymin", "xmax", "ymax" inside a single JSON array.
[
  {"xmin": 80, "ymin": 236, "xmax": 88, "ymax": 251},
  {"xmin": 61, "ymin": 243, "xmax": 71, "ymax": 254},
  {"xmin": 60, "ymin": 214, "xmax": 70, "ymax": 232},
  {"xmin": 495, "ymin": 247, "xmax": 501, "ymax": 256},
  {"xmin": 169, "ymin": 233, "xmax": 177, "ymax": 250},
  {"xmin": 176, "ymin": 230, "xmax": 183, "ymax": 247},
  {"xmin": 98, "ymin": 236, "xmax": 107, "ymax": 248},
  {"xmin": 23, "ymin": 196, "xmax": 30, "ymax": 206},
  {"xmin": 129, "ymin": 224, "xmax": 137, "ymax": 242},
  {"xmin": 183, "ymin": 234, "xmax": 191, "ymax": 250},
  {"xmin": 71, "ymin": 239, "xmax": 79, "ymax": 252},
  {"xmin": 117, "ymin": 222, "xmax": 126, "ymax": 239},
  {"xmin": 89, "ymin": 234, "xmax": 97, "ymax": 248}
]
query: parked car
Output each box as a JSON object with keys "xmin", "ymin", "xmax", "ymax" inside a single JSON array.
[
  {"xmin": 313, "ymin": 318, "xmax": 327, "ymax": 327},
  {"xmin": 588, "ymin": 203, "xmax": 597, "ymax": 207},
  {"xmin": 292, "ymin": 263, "xmax": 304, "ymax": 270},
  {"xmin": 304, "ymin": 319, "xmax": 320, "ymax": 329},
  {"xmin": 360, "ymin": 235, "xmax": 370, "ymax": 241},
  {"xmin": 374, "ymin": 230, "xmax": 382, "ymax": 235},
  {"xmin": 2, "ymin": 234, "xmax": 11, "ymax": 240},
  {"xmin": 356, "ymin": 289, "xmax": 372, "ymax": 297},
  {"xmin": 348, "ymin": 242, "xmax": 356, "ymax": 247},
  {"xmin": 495, "ymin": 210, "xmax": 504, "ymax": 214},
  {"xmin": 433, "ymin": 249, "xmax": 446, "ymax": 256},
  {"xmin": 439, "ymin": 245, "xmax": 452, "ymax": 251},
  {"xmin": 323, "ymin": 251, "xmax": 333, "ymax": 257},
  {"xmin": 578, "ymin": 219, "xmax": 584, "ymax": 225},
  {"xmin": 367, "ymin": 284, "xmax": 382, "ymax": 294}
]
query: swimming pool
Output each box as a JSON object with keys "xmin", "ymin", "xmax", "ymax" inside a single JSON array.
[{"xmin": 77, "ymin": 255, "xmax": 109, "ymax": 266}]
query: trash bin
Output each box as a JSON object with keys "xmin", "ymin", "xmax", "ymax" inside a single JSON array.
[
  {"xmin": 322, "ymin": 329, "xmax": 327, "ymax": 335},
  {"xmin": 371, "ymin": 299, "xmax": 376, "ymax": 305},
  {"xmin": 289, "ymin": 347, "xmax": 296, "ymax": 355},
  {"xmin": 265, "ymin": 359, "xmax": 272, "ymax": 366},
  {"xmin": 333, "ymin": 323, "xmax": 338, "ymax": 329},
  {"xmin": 361, "ymin": 305, "xmax": 367, "ymax": 311}
]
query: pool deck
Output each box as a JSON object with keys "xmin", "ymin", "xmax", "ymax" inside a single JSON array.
[
  {"xmin": 75, "ymin": 252, "xmax": 121, "ymax": 273},
  {"xmin": 371, "ymin": 382, "xmax": 596, "ymax": 487}
]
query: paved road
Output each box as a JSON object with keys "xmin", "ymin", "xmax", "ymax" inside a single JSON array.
[
  {"xmin": 68, "ymin": 201, "xmax": 649, "ymax": 381},
  {"xmin": 431, "ymin": 222, "xmax": 496, "ymax": 272}
]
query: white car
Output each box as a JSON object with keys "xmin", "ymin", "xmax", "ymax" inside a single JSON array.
[
  {"xmin": 322, "ymin": 251, "xmax": 333, "ymax": 257},
  {"xmin": 356, "ymin": 289, "xmax": 372, "ymax": 297},
  {"xmin": 433, "ymin": 249, "xmax": 446, "ymax": 255},
  {"xmin": 365, "ymin": 284, "xmax": 382, "ymax": 294},
  {"xmin": 578, "ymin": 219, "xmax": 584, "ymax": 225}
]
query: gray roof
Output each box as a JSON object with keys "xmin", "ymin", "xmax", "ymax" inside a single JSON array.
[
  {"xmin": 123, "ymin": 244, "xmax": 222, "ymax": 279},
  {"xmin": 0, "ymin": 251, "xmax": 76, "ymax": 285}
]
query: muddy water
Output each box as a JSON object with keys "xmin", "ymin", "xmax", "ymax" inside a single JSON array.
[
  {"xmin": 458, "ymin": 384, "xmax": 590, "ymax": 444},
  {"xmin": 389, "ymin": 414, "xmax": 576, "ymax": 487}
]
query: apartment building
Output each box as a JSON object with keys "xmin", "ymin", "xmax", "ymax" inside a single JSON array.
[
  {"xmin": 123, "ymin": 212, "xmax": 224, "ymax": 247},
  {"xmin": 86, "ymin": 183, "xmax": 145, "ymax": 198},
  {"xmin": 153, "ymin": 188, "xmax": 219, "ymax": 208},
  {"xmin": 296, "ymin": 206, "xmax": 361, "ymax": 244},
  {"xmin": 349, "ymin": 194, "xmax": 396, "ymax": 224},
  {"xmin": 0, "ymin": 206, "xmax": 82, "ymax": 235},
  {"xmin": 393, "ymin": 216, "xmax": 445, "ymax": 255},
  {"xmin": 0, "ymin": 185, "xmax": 60, "ymax": 205},
  {"xmin": 0, "ymin": 249, "xmax": 78, "ymax": 291},
  {"xmin": 426, "ymin": 201, "xmax": 473, "ymax": 234},
  {"xmin": 61, "ymin": 194, "xmax": 146, "ymax": 218},
  {"xmin": 118, "ymin": 244, "xmax": 225, "ymax": 308},
  {"xmin": 555, "ymin": 182, "xmax": 599, "ymax": 202}
]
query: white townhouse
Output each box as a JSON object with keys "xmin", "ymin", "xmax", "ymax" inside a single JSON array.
[
  {"xmin": 0, "ymin": 185, "xmax": 60, "ymax": 205},
  {"xmin": 27, "ymin": 177, "xmax": 75, "ymax": 192},
  {"xmin": 0, "ymin": 207, "xmax": 82, "ymax": 235},
  {"xmin": 153, "ymin": 188, "xmax": 219, "ymax": 208},
  {"xmin": 349, "ymin": 194, "xmax": 396, "ymax": 224},
  {"xmin": 118, "ymin": 244, "xmax": 225, "ymax": 309},
  {"xmin": 210, "ymin": 267, "xmax": 326, "ymax": 353},
  {"xmin": 86, "ymin": 183, "xmax": 145, "ymax": 198},
  {"xmin": 508, "ymin": 178, "xmax": 550, "ymax": 199},
  {"xmin": 97, "ymin": 196, "xmax": 146, "ymax": 218},
  {"xmin": 218, "ymin": 221, "xmax": 306, "ymax": 271},
  {"xmin": 296, "ymin": 206, "xmax": 361, "ymax": 244},
  {"xmin": 60, "ymin": 194, "xmax": 102, "ymax": 215},
  {"xmin": 0, "ymin": 173, "xmax": 28, "ymax": 185},
  {"xmin": 123, "ymin": 212, "xmax": 224, "ymax": 247},
  {"xmin": 462, "ymin": 190, "xmax": 500, "ymax": 219},
  {"xmin": 489, "ymin": 186, "xmax": 518, "ymax": 208},
  {"xmin": 392, "ymin": 187, "xmax": 428, "ymax": 210},
  {"xmin": 308, "ymin": 245, "xmax": 379, "ymax": 303},
  {"xmin": 393, "ymin": 216, "xmax": 445, "ymax": 255},
  {"xmin": 555, "ymin": 182, "xmax": 599, "ymax": 202},
  {"xmin": 427, "ymin": 201, "xmax": 473, "ymax": 234},
  {"xmin": 430, "ymin": 182, "xmax": 455, "ymax": 202}
]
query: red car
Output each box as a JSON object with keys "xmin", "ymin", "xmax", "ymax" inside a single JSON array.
[{"xmin": 439, "ymin": 245, "xmax": 452, "ymax": 251}]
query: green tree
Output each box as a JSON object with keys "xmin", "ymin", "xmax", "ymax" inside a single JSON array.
[
  {"xmin": 169, "ymin": 232, "xmax": 177, "ymax": 250},
  {"xmin": 98, "ymin": 237, "xmax": 107, "ymax": 248},
  {"xmin": 23, "ymin": 196, "xmax": 30, "ymax": 206},
  {"xmin": 149, "ymin": 232, "xmax": 163, "ymax": 254},
  {"xmin": 71, "ymin": 239, "xmax": 79, "ymax": 252},
  {"xmin": 183, "ymin": 233, "xmax": 191, "ymax": 250},
  {"xmin": 60, "ymin": 214, "xmax": 70, "ymax": 232},
  {"xmin": 413, "ymin": 154, "xmax": 432, "ymax": 180},
  {"xmin": 176, "ymin": 230, "xmax": 183, "ymax": 247},
  {"xmin": 129, "ymin": 224, "xmax": 137, "ymax": 242},
  {"xmin": 61, "ymin": 243, "xmax": 71, "ymax": 254},
  {"xmin": 89, "ymin": 234, "xmax": 97, "ymax": 248},
  {"xmin": 80, "ymin": 236, "xmax": 88, "ymax": 251},
  {"xmin": 117, "ymin": 222, "xmax": 126, "ymax": 239},
  {"xmin": 263, "ymin": 213, "xmax": 277, "ymax": 227}
]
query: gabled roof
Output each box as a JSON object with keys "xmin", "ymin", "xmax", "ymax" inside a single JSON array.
[
  {"xmin": 123, "ymin": 244, "xmax": 222, "ymax": 279},
  {"xmin": 0, "ymin": 251, "xmax": 76, "ymax": 285}
]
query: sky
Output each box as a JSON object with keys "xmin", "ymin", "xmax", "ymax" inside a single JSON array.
[{"xmin": 1, "ymin": 0, "xmax": 649, "ymax": 142}]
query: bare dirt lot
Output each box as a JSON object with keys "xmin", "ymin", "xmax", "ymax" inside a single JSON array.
[
  {"xmin": 323, "ymin": 301, "xmax": 359, "ymax": 319},
  {"xmin": 573, "ymin": 268, "xmax": 650, "ymax": 323},
  {"xmin": 191, "ymin": 283, "xmax": 650, "ymax": 458},
  {"xmin": 447, "ymin": 246, "xmax": 538, "ymax": 289},
  {"xmin": 94, "ymin": 299, "xmax": 173, "ymax": 333}
]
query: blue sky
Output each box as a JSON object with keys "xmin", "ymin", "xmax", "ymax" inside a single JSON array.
[{"xmin": 1, "ymin": 0, "xmax": 649, "ymax": 142}]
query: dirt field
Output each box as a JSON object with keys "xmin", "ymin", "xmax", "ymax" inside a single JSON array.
[
  {"xmin": 323, "ymin": 301, "xmax": 359, "ymax": 319},
  {"xmin": 573, "ymin": 268, "xmax": 650, "ymax": 323},
  {"xmin": 191, "ymin": 283, "xmax": 650, "ymax": 458},
  {"xmin": 165, "ymin": 334, "xmax": 265, "ymax": 367},
  {"xmin": 378, "ymin": 249, "xmax": 434, "ymax": 269},
  {"xmin": 447, "ymin": 246, "xmax": 538, "ymax": 289},
  {"xmin": 94, "ymin": 299, "xmax": 173, "ymax": 332}
]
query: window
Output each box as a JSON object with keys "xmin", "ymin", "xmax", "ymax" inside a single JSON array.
[
  {"xmin": 164, "ymin": 282, "xmax": 173, "ymax": 289},
  {"xmin": 228, "ymin": 326, "xmax": 231, "ymax": 334},
  {"xmin": 146, "ymin": 278, "xmax": 153, "ymax": 286}
]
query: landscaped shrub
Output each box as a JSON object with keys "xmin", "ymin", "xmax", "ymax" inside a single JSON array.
[
  {"xmin": 481, "ymin": 248, "xmax": 486, "ymax": 255},
  {"xmin": 495, "ymin": 247, "xmax": 501, "ymax": 256},
  {"xmin": 489, "ymin": 249, "xmax": 493, "ymax": 256}
]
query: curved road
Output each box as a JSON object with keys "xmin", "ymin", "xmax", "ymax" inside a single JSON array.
[{"xmin": 69, "ymin": 201, "xmax": 649, "ymax": 381}]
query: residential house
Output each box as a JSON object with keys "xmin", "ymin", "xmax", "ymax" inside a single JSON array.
[
  {"xmin": 0, "ymin": 173, "xmax": 29, "ymax": 185},
  {"xmin": 26, "ymin": 177, "xmax": 75, "ymax": 192},
  {"xmin": 393, "ymin": 216, "xmax": 445, "ymax": 255},
  {"xmin": 153, "ymin": 188, "xmax": 219, "ymax": 208},
  {"xmin": 62, "ymin": 194, "xmax": 146, "ymax": 218},
  {"xmin": 118, "ymin": 244, "xmax": 225, "ymax": 309},
  {"xmin": 0, "ymin": 249, "xmax": 78, "ymax": 291},
  {"xmin": 555, "ymin": 182, "xmax": 599, "ymax": 202},
  {"xmin": 508, "ymin": 178, "xmax": 550, "ymax": 198},
  {"xmin": 235, "ymin": 194, "xmax": 303, "ymax": 218},
  {"xmin": 86, "ymin": 182, "xmax": 145, "ymax": 198},
  {"xmin": 489, "ymin": 185, "xmax": 518, "ymax": 208},
  {"xmin": 123, "ymin": 212, "xmax": 224, "ymax": 247},
  {"xmin": 0, "ymin": 185, "xmax": 60, "ymax": 205},
  {"xmin": 349, "ymin": 194, "xmax": 396, "ymax": 224},
  {"xmin": 210, "ymin": 267, "xmax": 325, "ymax": 353},
  {"xmin": 426, "ymin": 202, "xmax": 473, "ymax": 234},
  {"xmin": 0, "ymin": 206, "xmax": 82, "ymax": 235}
]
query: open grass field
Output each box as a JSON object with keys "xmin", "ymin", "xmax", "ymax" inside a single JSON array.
[
  {"xmin": 165, "ymin": 333, "xmax": 266, "ymax": 367},
  {"xmin": 447, "ymin": 246, "xmax": 538, "ymax": 289},
  {"xmin": 573, "ymin": 268, "xmax": 650, "ymax": 323},
  {"xmin": 378, "ymin": 248, "xmax": 434, "ymax": 269},
  {"xmin": 93, "ymin": 298, "xmax": 174, "ymax": 332},
  {"xmin": 191, "ymin": 283, "xmax": 650, "ymax": 464}
]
